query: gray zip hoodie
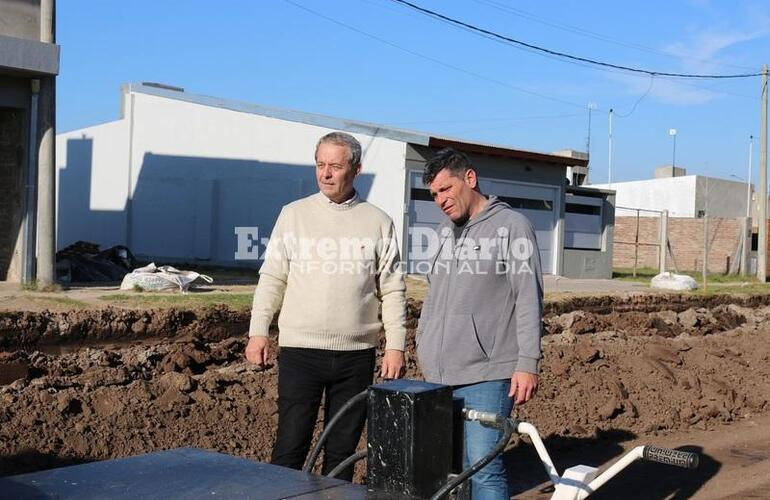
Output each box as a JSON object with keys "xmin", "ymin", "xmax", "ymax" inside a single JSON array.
[{"xmin": 416, "ymin": 195, "xmax": 544, "ymax": 386}]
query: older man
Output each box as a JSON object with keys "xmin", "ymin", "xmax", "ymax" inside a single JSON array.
[
  {"xmin": 416, "ymin": 148, "xmax": 543, "ymax": 500},
  {"xmin": 245, "ymin": 132, "xmax": 406, "ymax": 481}
]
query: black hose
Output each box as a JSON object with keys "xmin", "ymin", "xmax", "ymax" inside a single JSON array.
[
  {"xmin": 302, "ymin": 389, "xmax": 369, "ymax": 474},
  {"xmin": 429, "ymin": 417, "xmax": 514, "ymax": 500},
  {"xmin": 326, "ymin": 449, "xmax": 368, "ymax": 478}
]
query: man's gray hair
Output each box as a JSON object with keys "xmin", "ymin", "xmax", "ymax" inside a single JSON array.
[{"xmin": 315, "ymin": 132, "xmax": 362, "ymax": 167}]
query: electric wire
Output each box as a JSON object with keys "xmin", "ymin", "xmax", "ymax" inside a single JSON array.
[
  {"xmin": 390, "ymin": 0, "xmax": 763, "ymax": 79},
  {"xmin": 614, "ymin": 76, "xmax": 655, "ymax": 118},
  {"xmin": 326, "ymin": 450, "xmax": 368, "ymax": 478},
  {"xmin": 282, "ymin": 0, "xmax": 595, "ymax": 111},
  {"xmin": 302, "ymin": 390, "xmax": 368, "ymax": 474},
  {"xmin": 471, "ymin": 0, "xmax": 757, "ymax": 72}
]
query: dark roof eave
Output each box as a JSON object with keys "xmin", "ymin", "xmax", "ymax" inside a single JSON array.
[
  {"xmin": 567, "ymin": 185, "xmax": 616, "ymax": 195},
  {"xmin": 428, "ymin": 137, "xmax": 588, "ymax": 168}
]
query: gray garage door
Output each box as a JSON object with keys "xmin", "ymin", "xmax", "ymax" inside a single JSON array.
[{"xmin": 407, "ymin": 171, "xmax": 558, "ymax": 274}]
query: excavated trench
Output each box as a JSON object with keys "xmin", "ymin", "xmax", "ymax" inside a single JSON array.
[
  {"xmin": 3, "ymin": 293, "xmax": 769, "ymax": 351},
  {"xmin": 1, "ymin": 294, "xmax": 769, "ymax": 481}
]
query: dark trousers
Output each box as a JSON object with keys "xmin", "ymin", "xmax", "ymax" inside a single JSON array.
[{"xmin": 271, "ymin": 346, "xmax": 375, "ymax": 481}]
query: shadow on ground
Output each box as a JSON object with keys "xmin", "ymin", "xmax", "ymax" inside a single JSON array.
[{"xmin": 0, "ymin": 449, "xmax": 92, "ymax": 478}]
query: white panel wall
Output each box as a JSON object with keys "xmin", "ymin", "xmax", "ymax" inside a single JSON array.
[
  {"xmin": 694, "ymin": 176, "xmax": 752, "ymax": 218},
  {"xmin": 592, "ymin": 175, "xmax": 750, "ymax": 219},
  {"xmin": 591, "ymin": 176, "xmax": 697, "ymax": 217},
  {"xmin": 71, "ymin": 91, "xmax": 409, "ymax": 265},
  {"xmin": 56, "ymin": 119, "xmax": 129, "ymax": 249}
]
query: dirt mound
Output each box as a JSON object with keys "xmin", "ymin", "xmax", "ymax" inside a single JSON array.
[
  {"xmin": 0, "ymin": 306, "xmax": 249, "ymax": 349},
  {"xmin": 3, "ymin": 294, "xmax": 760, "ymax": 351},
  {"xmin": 2, "ymin": 300, "xmax": 770, "ymax": 480},
  {"xmin": 0, "ymin": 336, "xmax": 278, "ymax": 476},
  {"xmin": 543, "ymin": 303, "xmax": 755, "ymax": 338},
  {"xmin": 544, "ymin": 292, "xmax": 770, "ymax": 315}
]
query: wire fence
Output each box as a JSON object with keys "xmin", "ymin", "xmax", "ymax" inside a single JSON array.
[
  {"xmin": 613, "ymin": 207, "xmax": 666, "ymax": 276},
  {"xmin": 613, "ymin": 207, "xmax": 753, "ymax": 279}
]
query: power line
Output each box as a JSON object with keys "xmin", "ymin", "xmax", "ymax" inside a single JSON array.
[
  {"xmin": 614, "ymin": 76, "xmax": 655, "ymax": 118},
  {"xmin": 372, "ymin": 0, "xmax": 759, "ymax": 100},
  {"xmin": 281, "ymin": 0, "xmax": 594, "ymax": 111},
  {"xmin": 471, "ymin": 0, "xmax": 756, "ymax": 72},
  {"xmin": 390, "ymin": 0, "xmax": 763, "ymax": 79}
]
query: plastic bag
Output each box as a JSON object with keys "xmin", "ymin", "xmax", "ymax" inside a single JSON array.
[
  {"xmin": 650, "ymin": 272, "xmax": 698, "ymax": 291},
  {"xmin": 120, "ymin": 263, "xmax": 213, "ymax": 293}
]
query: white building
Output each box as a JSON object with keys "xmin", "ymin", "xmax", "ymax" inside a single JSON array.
[
  {"xmin": 591, "ymin": 166, "xmax": 753, "ymax": 219},
  {"xmin": 56, "ymin": 83, "xmax": 614, "ymax": 277}
]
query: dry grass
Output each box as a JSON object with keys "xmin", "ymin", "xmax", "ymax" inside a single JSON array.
[{"xmin": 98, "ymin": 292, "xmax": 254, "ymax": 310}]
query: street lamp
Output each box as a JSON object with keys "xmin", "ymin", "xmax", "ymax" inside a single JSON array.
[{"xmin": 668, "ymin": 128, "xmax": 677, "ymax": 168}]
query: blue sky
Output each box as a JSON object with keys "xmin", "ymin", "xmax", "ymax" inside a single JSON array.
[{"xmin": 58, "ymin": 0, "xmax": 770, "ymax": 185}]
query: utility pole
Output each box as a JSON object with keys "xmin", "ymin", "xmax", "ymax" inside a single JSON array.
[
  {"xmin": 703, "ymin": 177, "xmax": 709, "ymax": 290},
  {"xmin": 757, "ymin": 64, "xmax": 767, "ymax": 283},
  {"xmin": 36, "ymin": 0, "xmax": 56, "ymax": 286},
  {"xmin": 703, "ymin": 214, "xmax": 709, "ymax": 289},
  {"xmin": 586, "ymin": 102, "xmax": 596, "ymax": 164},
  {"xmin": 608, "ymin": 108, "xmax": 613, "ymax": 187},
  {"xmin": 747, "ymin": 135, "xmax": 754, "ymax": 219}
]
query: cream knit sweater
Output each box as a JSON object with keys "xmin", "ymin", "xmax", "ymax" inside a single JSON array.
[{"xmin": 248, "ymin": 193, "xmax": 406, "ymax": 351}]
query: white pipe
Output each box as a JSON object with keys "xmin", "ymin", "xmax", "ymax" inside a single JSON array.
[
  {"xmin": 516, "ymin": 422, "xmax": 561, "ymax": 487},
  {"xmin": 576, "ymin": 446, "xmax": 645, "ymax": 499}
]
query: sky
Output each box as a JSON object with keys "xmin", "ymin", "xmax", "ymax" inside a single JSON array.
[{"xmin": 57, "ymin": 0, "xmax": 770, "ymax": 185}]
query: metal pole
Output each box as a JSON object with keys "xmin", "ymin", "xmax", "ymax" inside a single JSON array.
[
  {"xmin": 608, "ymin": 108, "xmax": 613, "ymax": 187},
  {"xmin": 659, "ymin": 209, "xmax": 668, "ymax": 274},
  {"xmin": 633, "ymin": 209, "xmax": 639, "ymax": 277},
  {"xmin": 703, "ymin": 215, "xmax": 709, "ymax": 290},
  {"xmin": 586, "ymin": 102, "xmax": 596, "ymax": 165},
  {"xmin": 757, "ymin": 64, "xmax": 767, "ymax": 283},
  {"xmin": 740, "ymin": 217, "xmax": 751, "ymax": 276},
  {"xmin": 672, "ymin": 134, "xmax": 677, "ymax": 168},
  {"xmin": 703, "ymin": 178, "xmax": 710, "ymax": 288},
  {"xmin": 747, "ymin": 135, "xmax": 754, "ymax": 219}
]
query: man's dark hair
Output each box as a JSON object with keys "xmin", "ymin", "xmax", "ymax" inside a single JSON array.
[{"xmin": 422, "ymin": 148, "xmax": 472, "ymax": 186}]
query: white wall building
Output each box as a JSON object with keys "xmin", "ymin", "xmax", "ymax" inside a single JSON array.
[
  {"xmin": 591, "ymin": 167, "xmax": 752, "ymax": 219},
  {"xmin": 56, "ymin": 83, "xmax": 611, "ymax": 277}
]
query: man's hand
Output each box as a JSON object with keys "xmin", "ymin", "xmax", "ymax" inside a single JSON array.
[
  {"xmin": 245, "ymin": 336, "xmax": 270, "ymax": 366},
  {"xmin": 509, "ymin": 371, "xmax": 538, "ymax": 405},
  {"xmin": 380, "ymin": 349, "xmax": 405, "ymax": 379}
]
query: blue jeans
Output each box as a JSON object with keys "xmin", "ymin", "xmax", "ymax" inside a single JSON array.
[{"xmin": 454, "ymin": 380, "xmax": 514, "ymax": 500}]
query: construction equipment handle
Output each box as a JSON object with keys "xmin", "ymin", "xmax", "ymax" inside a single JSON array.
[{"xmin": 642, "ymin": 446, "xmax": 699, "ymax": 469}]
